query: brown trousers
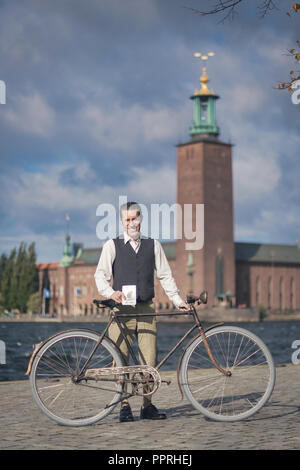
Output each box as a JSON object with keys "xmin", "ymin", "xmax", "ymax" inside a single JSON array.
[{"xmin": 108, "ymin": 301, "xmax": 156, "ymax": 407}]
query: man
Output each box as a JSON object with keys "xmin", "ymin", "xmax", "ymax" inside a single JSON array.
[{"xmin": 94, "ymin": 201, "xmax": 189, "ymax": 422}]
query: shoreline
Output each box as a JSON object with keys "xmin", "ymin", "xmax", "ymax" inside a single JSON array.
[{"xmin": 1, "ymin": 312, "xmax": 300, "ymax": 323}]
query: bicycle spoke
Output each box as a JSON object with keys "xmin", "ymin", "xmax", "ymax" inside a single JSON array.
[
  {"xmin": 181, "ymin": 326, "xmax": 275, "ymax": 422},
  {"xmin": 31, "ymin": 331, "xmax": 124, "ymax": 426}
]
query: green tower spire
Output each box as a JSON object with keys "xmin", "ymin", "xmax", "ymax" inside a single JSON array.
[
  {"xmin": 59, "ymin": 214, "xmax": 74, "ymax": 267},
  {"xmin": 189, "ymin": 61, "xmax": 220, "ymax": 138}
]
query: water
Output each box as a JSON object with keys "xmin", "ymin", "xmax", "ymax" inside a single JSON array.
[{"xmin": 0, "ymin": 320, "xmax": 299, "ymax": 382}]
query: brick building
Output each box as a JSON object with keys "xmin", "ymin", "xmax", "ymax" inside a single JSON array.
[{"xmin": 37, "ymin": 66, "xmax": 300, "ymax": 316}]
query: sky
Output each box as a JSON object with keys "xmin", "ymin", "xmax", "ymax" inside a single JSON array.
[{"xmin": 0, "ymin": 0, "xmax": 299, "ymax": 263}]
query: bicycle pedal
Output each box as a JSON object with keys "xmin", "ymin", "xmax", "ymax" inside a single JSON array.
[{"xmin": 162, "ymin": 379, "xmax": 172, "ymax": 385}]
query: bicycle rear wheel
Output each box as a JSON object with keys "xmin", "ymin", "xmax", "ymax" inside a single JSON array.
[
  {"xmin": 30, "ymin": 330, "xmax": 124, "ymax": 426},
  {"xmin": 180, "ymin": 326, "xmax": 275, "ymax": 422}
]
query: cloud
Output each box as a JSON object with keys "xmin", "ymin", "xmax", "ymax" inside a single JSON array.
[
  {"xmin": 235, "ymin": 154, "xmax": 281, "ymax": 204},
  {"xmin": 3, "ymin": 92, "xmax": 55, "ymax": 137},
  {"xmin": 121, "ymin": 165, "xmax": 176, "ymax": 204},
  {"xmin": 235, "ymin": 205, "xmax": 300, "ymax": 245},
  {"xmin": 0, "ymin": 0, "xmax": 299, "ymax": 262},
  {"xmin": 6, "ymin": 162, "xmax": 176, "ymax": 212},
  {"xmin": 0, "ymin": 231, "xmax": 101, "ymax": 264},
  {"xmin": 4, "ymin": 162, "xmax": 102, "ymax": 215},
  {"xmin": 78, "ymin": 101, "xmax": 191, "ymax": 151},
  {"xmin": 233, "ymin": 137, "xmax": 282, "ymax": 206},
  {"xmin": 229, "ymin": 83, "xmax": 266, "ymax": 116},
  {"xmin": 0, "ymin": 160, "xmax": 177, "ymax": 260}
]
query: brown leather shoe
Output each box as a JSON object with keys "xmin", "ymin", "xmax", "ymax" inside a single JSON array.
[{"xmin": 140, "ymin": 403, "xmax": 167, "ymax": 420}]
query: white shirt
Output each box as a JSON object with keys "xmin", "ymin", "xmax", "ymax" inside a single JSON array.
[{"xmin": 94, "ymin": 232, "xmax": 184, "ymax": 308}]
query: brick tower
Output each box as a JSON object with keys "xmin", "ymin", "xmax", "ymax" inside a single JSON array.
[{"xmin": 176, "ymin": 64, "xmax": 235, "ymax": 307}]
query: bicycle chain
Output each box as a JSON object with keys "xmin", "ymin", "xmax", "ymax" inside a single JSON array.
[{"xmin": 84, "ymin": 365, "xmax": 161, "ymax": 396}]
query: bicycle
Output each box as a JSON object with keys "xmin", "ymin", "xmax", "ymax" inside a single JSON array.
[{"xmin": 26, "ymin": 291, "xmax": 276, "ymax": 426}]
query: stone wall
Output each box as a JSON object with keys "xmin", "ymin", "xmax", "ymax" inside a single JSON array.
[{"xmin": 196, "ymin": 306, "xmax": 259, "ymax": 322}]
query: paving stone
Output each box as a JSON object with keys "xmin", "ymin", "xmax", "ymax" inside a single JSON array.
[{"xmin": 0, "ymin": 365, "xmax": 299, "ymax": 450}]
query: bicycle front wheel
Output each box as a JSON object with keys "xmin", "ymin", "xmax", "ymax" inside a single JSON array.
[
  {"xmin": 30, "ymin": 330, "xmax": 124, "ymax": 426},
  {"xmin": 180, "ymin": 326, "xmax": 275, "ymax": 422}
]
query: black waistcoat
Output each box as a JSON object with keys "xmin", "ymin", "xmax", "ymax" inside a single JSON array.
[{"xmin": 112, "ymin": 237, "xmax": 155, "ymax": 302}]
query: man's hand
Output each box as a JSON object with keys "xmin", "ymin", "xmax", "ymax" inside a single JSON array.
[
  {"xmin": 178, "ymin": 301, "xmax": 190, "ymax": 311},
  {"xmin": 110, "ymin": 291, "xmax": 126, "ymax": 303}
]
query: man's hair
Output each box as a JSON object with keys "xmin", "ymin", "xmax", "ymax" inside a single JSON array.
[{"xmin": 120, "ymin": 201, "xmax": 142, "ymax": 218}]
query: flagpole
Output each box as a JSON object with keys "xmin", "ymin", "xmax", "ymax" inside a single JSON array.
[
  {"xmin": 66, "ymin": 213, "xmax": 70, "ymax": 235},
  {"xmin": 42, "ymin": 289, "xmax": 45, "ymax": 316},
  {"xmin": 74, "ymin": 287, "xmax": 77, "ymax": 318}
]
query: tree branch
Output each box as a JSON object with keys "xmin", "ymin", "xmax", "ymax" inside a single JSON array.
[{"xmin": 182, "ymin": 0, "xmax": 281, "ymax": 23}]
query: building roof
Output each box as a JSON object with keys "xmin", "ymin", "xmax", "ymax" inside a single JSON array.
[
  {"xmin": 37, "ymin": 241, "xmax": 300, "ymax": 269},
  {"xmin": 78, "ymin": 241, "xmax": 300, "ymax": 265},
  {"xmin": 37, "ymin": 262, "xmax": 60, "ymax": 270},
  {"xmin": 72, "ymin": 241, "xmax": 177, "ymax": 266},
  {"xmin": 74, "ymin": 247, "xmax": 102, "ymax": 265},
  {"xmin": 235, "ymin": 242, "xmax": 300, "ymax": 264}
]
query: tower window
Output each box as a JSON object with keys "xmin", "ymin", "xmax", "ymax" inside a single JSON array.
[
  {"xmin": 255, "ymin": 276, "xmax": 260, "ymax": 306},
  {"xmin": 279, "ymin": 277, "xmax": 284, "ymax": 311},
  {"xmin": 290, "ymin": 277, "xmax": 294, "ymax": 310},
  {"xmin": 215, "ymin": 254, "xmax": 224, "ymax": 296},
  {"xmin": 268, "ymin": 277, "xmax": 272, "ymax": 309},
  {"xmin": 201, "ymin": 102, "xmax": 208, "ymax": 121}
]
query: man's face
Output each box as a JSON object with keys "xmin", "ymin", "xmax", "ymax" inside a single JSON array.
[{"xmin": 121, "ymin": 209, "xmax": 141, "ymax": 240}]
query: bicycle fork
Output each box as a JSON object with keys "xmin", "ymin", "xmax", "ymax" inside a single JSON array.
[
  {"xmin": 176, "ymin": 313, "xmax": 231, "ymax": 400},
  {"xmin": 199, "ymin": 328, "xmax": 232, "ymax": 377}
]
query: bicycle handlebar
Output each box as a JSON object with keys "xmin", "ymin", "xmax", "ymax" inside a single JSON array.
[
  {"xmin": 93, "ymin": 290, "xmax": 208, "ymax": 310},
  {"xmin": 186, "ymin": 290, "xmax": 208, "ymax": 305}
]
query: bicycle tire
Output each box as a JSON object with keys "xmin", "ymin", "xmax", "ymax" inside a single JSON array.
[
  {"xmin": 30, "ymin": 329, "xmax": 124, "ymax": 426},
  {"xmin": 180, "ymin": 326, "xmax": 276, "ymax": 422}
]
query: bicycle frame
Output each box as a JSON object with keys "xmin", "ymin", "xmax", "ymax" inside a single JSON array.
[
  {"xmin": 27, "ymin": 291, "xmax": 276, "ymax": 425},
  {"xmin": 76, "ymin": 303, "xmax": 229, "ymax": 397}
]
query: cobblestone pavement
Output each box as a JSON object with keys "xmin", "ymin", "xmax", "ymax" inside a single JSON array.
[{"xmin": 0, "ymin": 364, "xmax": 299, "ymax": 450}]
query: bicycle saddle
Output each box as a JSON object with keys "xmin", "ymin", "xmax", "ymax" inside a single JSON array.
[{"xmin": 93, "ymin": 299, "xmax": 117, "ymax": 309}]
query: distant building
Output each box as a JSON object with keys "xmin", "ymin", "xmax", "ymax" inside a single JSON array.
[{"xmin": 37, "ymin": 67, "xmax": 300, "ymax": 316}]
